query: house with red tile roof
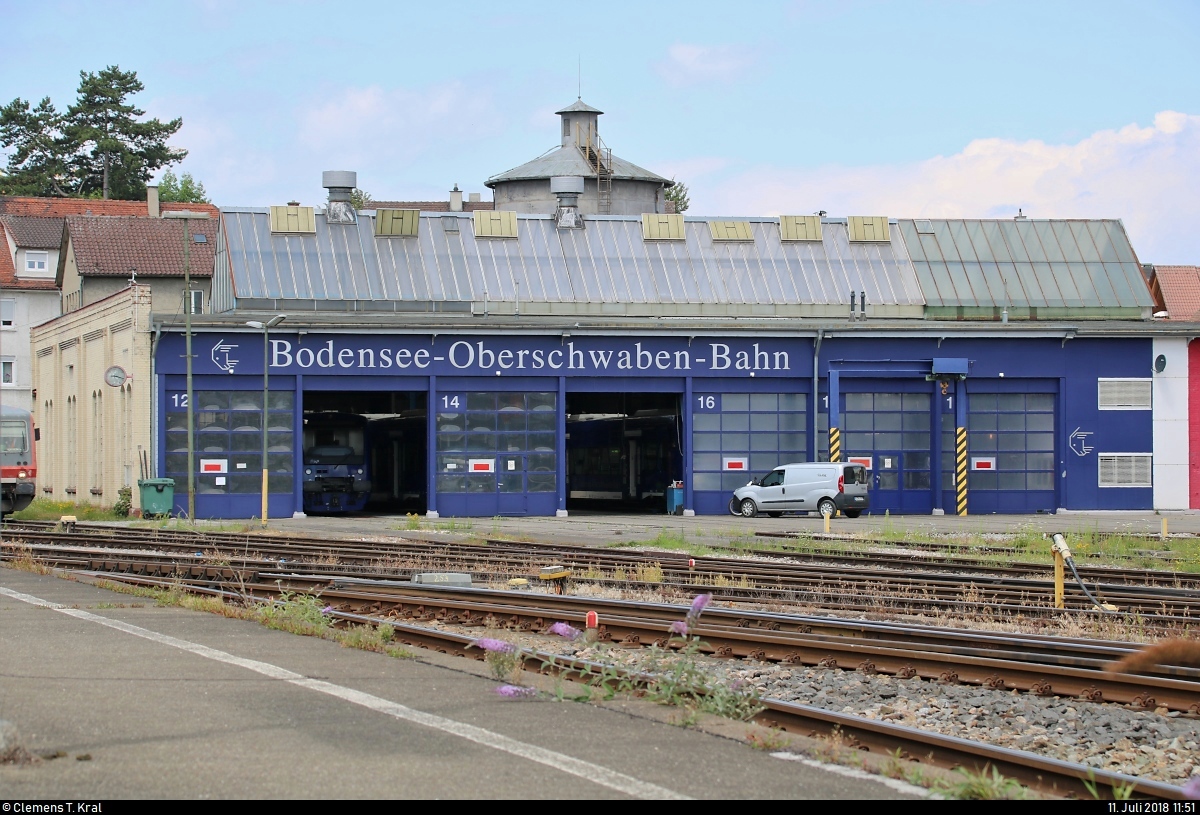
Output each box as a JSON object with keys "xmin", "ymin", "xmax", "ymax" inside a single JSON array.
[
  {"xmin": 57, "ymin": 214, "xmax": 216, "ymax": 315},
  {"xmin": 0, "ymin": 190, "xmax": 217, "ymax": 419},
  {"xmin": 0, "ymin": 217, "xmax": 67, "ymax": 412},
  {"xmin": 17, "ymin": 189, "xmax": 219, "ymax": 512},
  {"xmin": 1150, "ymin": 265, "xmax": 1200, "ymax": 322},
  {"xmin": 0, "ymin": 195, "xmax": 218, "ymax": 219}
]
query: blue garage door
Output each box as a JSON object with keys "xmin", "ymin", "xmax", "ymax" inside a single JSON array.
[
  {"xmin": 164, "ymin": 388, "xmax": 296, "ymax": 518},
  {"xmin": 964, "ymin": 392, "xmax": 1057, "ymax": 513},
  {"xmin": 692, "ymin": 392, "xmax": 807, "ymax": 515},
  {"xmin": 840, "ymin": 391, "xmax": 933, "ymax": 514},
  {"xmin": 435, "ymin": 390, "xmax": 557, "ymax": 517}
]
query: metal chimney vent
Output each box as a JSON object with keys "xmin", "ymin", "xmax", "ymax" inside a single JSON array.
[
  {"xmin": 323, "ymin": 170, "xmax": 357, "ymax": 224},
  {"xmin": 551, "ymin": 176, "xmax": 585, "ymax": 229}
]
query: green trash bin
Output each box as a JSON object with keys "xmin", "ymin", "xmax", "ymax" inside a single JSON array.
[{"xmin": 138, "ymin": 478, "xmax": 175, "ymax": 518}]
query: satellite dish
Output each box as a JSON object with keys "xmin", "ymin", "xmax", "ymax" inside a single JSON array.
[{"xmin": 1154, "ymin": 354, "xmax": 1167, "ymax": 374}]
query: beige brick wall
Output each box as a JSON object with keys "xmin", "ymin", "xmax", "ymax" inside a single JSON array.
[{"xmin": 32, "ymin": 285, "xmax": 155, "ymax": 512}]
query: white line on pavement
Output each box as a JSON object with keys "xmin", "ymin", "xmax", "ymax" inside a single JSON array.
[{"xmin": 1, "ymin": 585, "xmax": 689, "ymax": 800}]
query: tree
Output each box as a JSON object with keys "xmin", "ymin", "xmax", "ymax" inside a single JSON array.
[
  {"xmin": 0, "ymin": 96, "xmax": 72, "ymax": 196},
  {"xmin": 158, "ymin": 170, "xmax": 209, "ymax": 203},
  {"xmin": 1, "ymin": 67, "xmax": 187, "ymax": 200},
  {"xmin": 349, "ymin": 188, "xmax": 374, "ymax": 210},
  {"xmin": 665, "ymin": 177, "xmax": 690, "ymax": 214},
  {"xmin": 62, "ymin": 66, "xmax": 185, "ymax": 200}
]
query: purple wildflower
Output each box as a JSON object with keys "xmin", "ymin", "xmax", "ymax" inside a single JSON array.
[
  {"xmin": 1183, "ymin": 776, "xmax": 1200, "ymax": 800},
  {"xmin": 321, "ymin": 605, "xmax": 333, "ymax": 615},
  {"xmin": 495, "ymin": 685, "xmax": 537, "ymax": 698},
  {"xmin": 669, "ymin": 620, "xmax": 689, "ymax": 636},
  {"xmin": 547, "ymin": 622, "xmax": 581, "ymax": 640},
  {"xmin": 688, "ymin": 593, "xmax": 713, "ymax": 619},
  {"xmin": 471, "ymin": 637, "xmax": 516, "ymax": 653}
]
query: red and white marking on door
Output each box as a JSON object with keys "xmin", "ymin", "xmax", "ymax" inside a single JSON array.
[
  {"xmin": 468, "ymin": 458, "xmax": 495, "ymax": 473},
  {"xmin": 722, "ymin": 457, "xmax": 748, "ymax": 471},
  {"xmin": 971, "ymin": 457, "xmax": 996, "ymax": 470}
]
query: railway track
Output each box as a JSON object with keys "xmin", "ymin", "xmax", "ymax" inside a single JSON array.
[
  {"xmin": 6, "ymin": 519, "xmax": 1198, "ymax": 799},
  {"xmin": 3, "ymin": 521, "xmax": 1197, "ymax": 631},
  {"xmin": 59, "ymin": 567, "xmax": 1195, "ymax": 801}
]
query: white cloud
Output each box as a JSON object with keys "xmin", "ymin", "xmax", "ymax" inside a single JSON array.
[
  {"xmin": 702, "ymin": 111, "xmax": 1200, "ymax": 263},
  {"xmin": 298, "ymin": 81, "xmax": 498, "ymax": 166},
  {"xmin": 655, "ymin": 43, "xmax": 756, "ymax": 87},
  {"xmin": 653, "ymin": 156, "xmax": 730, "ymax": 184}
]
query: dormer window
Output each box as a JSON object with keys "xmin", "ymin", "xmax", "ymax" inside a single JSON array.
[
  {"xmin": 562, "ymin": 117, "xmax": 570, "ymax": 138},
  {"xmin": 25, "ymin": 251, "xmax": 48, "ymax": 273}
]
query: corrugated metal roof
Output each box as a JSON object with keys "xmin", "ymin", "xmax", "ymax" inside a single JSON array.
[
  {"xmin": 895, "ymin": 218, "xmax": 1151, "ymax": 318},
  {"xmin": 216, "ymin": 209, "xmax": 926, "ymax": 318},
  {"xmin": 485, "ymin": 145, "xmax": 670, "ymax": 186},
  {"xmin": 556, "ymin": 99, "xmax": 603, "ymax": 114}
]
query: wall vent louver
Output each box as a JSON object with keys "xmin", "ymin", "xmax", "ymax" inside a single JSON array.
[
  {"xmin": 1098, "ymin": 379, "xmax": 1152, "ymax": 410},
  {"xmin": 1098, "ymin": 454, "xmax": 1152, "ymax": 487}
]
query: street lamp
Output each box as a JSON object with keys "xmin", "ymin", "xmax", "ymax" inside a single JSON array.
[
  {"xmin": 246, "ymin": 315, "xmax": 286, "ymax": 526},
  {"xmin": 163, "ymin": 210, "xmax": 210, "ymax": 522}
]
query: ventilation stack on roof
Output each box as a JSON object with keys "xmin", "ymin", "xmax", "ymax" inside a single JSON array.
[
  {"xmin": 450, "ymin": 184, "xmax": 463, "ymax": 212},
  {"xmin": 551, "ymin": 176, "xmax": 584, "ymax": 229},
  {"xmin": 146, "ymin": 185, "xmax": 160, "ymax": 218},
  {"xmin": 485, "ymin": 99, "xmax": 671, "ymax": 216},
  {"xmin": 322, "ymin": 170, "xmax": 357, "ymax": 224}
]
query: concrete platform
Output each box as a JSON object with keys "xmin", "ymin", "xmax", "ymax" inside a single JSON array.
[{"xmin": 0, "ymin": 567, "xmax": 922, "ymax": 800}]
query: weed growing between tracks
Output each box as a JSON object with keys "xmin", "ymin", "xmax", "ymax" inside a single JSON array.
[
  {"xmin": 561, "ymin": 594, "xmax": 765, "ymax": 725},
  {"xmin": 75, "ymin": 577, "xmax": 415, "ymax": 658},
  {"xmin": 4, "ymin": 543, "xmax": 53, "ymax": 575},
  {"xmin": 938, "ymin": 765, "xmax": 1028, "ymax": 800}
]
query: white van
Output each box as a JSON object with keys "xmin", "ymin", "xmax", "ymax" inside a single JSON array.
[{"xmin": 728, "ymin": 462, "xmax": 870, "ymax": 518}]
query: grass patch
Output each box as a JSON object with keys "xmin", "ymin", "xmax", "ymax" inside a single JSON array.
[
  {"xmin": 86, "ymin": 578, "xmax": 416, "ymax": 658},
  {"xmin": 936, "ymin": 765, "xmax": 1028, "ymax": 800},
  {"xmin": 613, "ymin": 529, "xmax": 721, "ymax": 557},
  {"xmin": 4, "ymin": 543, "xmax": 53, "ymax": 575},
  {"xmin": 11, "ymin": 498, "xmax": 126, "ymax": 522}
]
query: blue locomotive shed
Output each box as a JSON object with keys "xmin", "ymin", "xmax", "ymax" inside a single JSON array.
[{"xmin": 151, "ymin": 180, "xmax": 1164, "ymax": 519}]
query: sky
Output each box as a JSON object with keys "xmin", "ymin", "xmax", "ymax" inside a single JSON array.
[{"xmin": 2, "ymin": 0, "xmax": 1199, "ymax": 262}]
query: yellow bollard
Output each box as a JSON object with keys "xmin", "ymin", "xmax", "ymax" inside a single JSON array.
[
  {"xmin": 1162, "ymin": 517, "xmax": 1168, "ymax": 541},
  {"xmin": 1051, "ymin": 533, "xmax": 1071, "ymax": 610},
  {"xmin": 1053, "ymin": 550, "xmax": 1064, "ymax": 609},
  {"xmin": 824, "ymin": 513, "xmax": 831, "ymax": 534}
]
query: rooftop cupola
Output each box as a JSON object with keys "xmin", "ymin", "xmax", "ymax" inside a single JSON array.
[{"xmin": 558, "ymin": 99, "xmax": 603, "ymax": 148}]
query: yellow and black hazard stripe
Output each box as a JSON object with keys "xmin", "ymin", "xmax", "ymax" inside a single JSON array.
[
  {"xmin": 829, "ymin": 427, "xmax": 841, "ymax": 463},
  {"xmin": 955, "ymin": 426, "xmax": 968, "ymax": 516}
]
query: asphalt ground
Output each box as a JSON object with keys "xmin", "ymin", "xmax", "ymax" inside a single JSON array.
[
  {"xmin": 0, "ymin": 567, "xmax": 924, "ymax": 800},
  {"xmin": 264, "ymin": 508, "xmax": 1200, "ymax": 550}
]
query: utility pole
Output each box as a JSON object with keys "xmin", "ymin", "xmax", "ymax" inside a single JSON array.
[{"xmin": 163, "ymin": 210, "xmax": 210, "ymax": 522}]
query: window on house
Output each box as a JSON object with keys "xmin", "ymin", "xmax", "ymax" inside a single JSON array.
[
  {"xmin": 25, "ymin": 251, "xmax": 48, "ymax": 273},
  {"xmin": 185, "ymin": 289, "xmax": 203, "ymax": 314},
  {"xmin": 1, "ymin": 360, "xmax": 13, "ymax": 384},
  {"xmin": 1, "ymin": 299, "xmax": 14, "ymax": 327}
]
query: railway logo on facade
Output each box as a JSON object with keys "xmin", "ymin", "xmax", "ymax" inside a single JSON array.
[
  {"xmin": 1069, "ymin": 427, "xmax": 1094, "ymax": 457},
  {"xmin": 211, "ymin": 340, "xmax": 240, "ymax": 373}
]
